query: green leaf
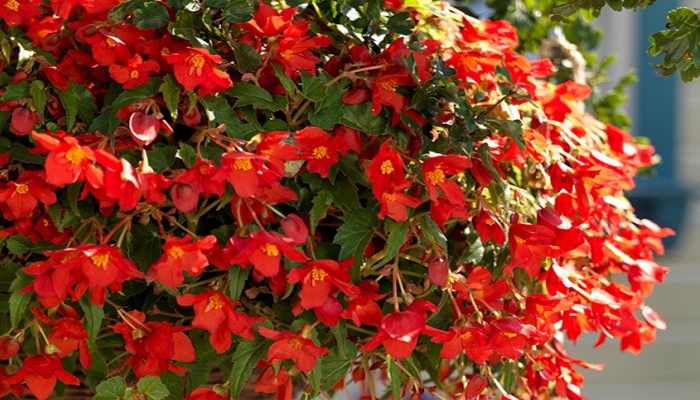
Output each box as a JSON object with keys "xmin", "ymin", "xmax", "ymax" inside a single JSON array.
[
  {"xmin": 148, "ymin": 146, "xmax": 178, "ymax": 173},
  {"xmin": 334, "ymin": 208, "xmax": 381, "ymax": 261},
  {"xmin": 177, "ymin": 143, "xmax": 198, "ymax": 167},
  {"xmin": 309, "ymin": 341, "xmax": 358, "ymax": 392},
  {"xmin": 387, "ymin": 356, "xmax": 402, "ymax": 400},
  {"xmin": 301, "ymin": 71, "xmax": 327, "ymax": 101},
  {"xmin": 204, "ymin": 96, "xmax": 244, "ymax": 138},
  {"xmin": 229, "ymin": 330, "xmax": 272, "ymax": 399},
  {"xmin": 57, "ymin": 83, "xmax": 97, "ymax": 129},
  {"xmin": 10, "ymin": 142, "xmax": 44, "ymax": 165},
  {"xmin": 79, "ymin": 296, "xmax": 104, "ymax": 349},
  {"xmin": 309, "ymin": 83, "xmax": 346, "ymax": 130},
  {"xmin": 159, "ymin": 372, "xmax": 184, "ymax": 400},
  {"xmin": 94, "ymin": 377, "xmax": 127, "ymax": 400},
  {"xmin": 340, "ymin": 102, "xmax": 389, "ymax": 135},
  {"xmin": 9, "ymin": 272, "xmax": 32, "ymax": 329},
  {"xmin": 169, "ymin": 10, "xmax": 208, "ymax": 47},
  {"xmin": 30, "ymin": 80, "xmax": 46, "ymax": 115},
  {"xmin": 84, "ymin": 354, "xmax": 109, "ymax": 388},
  {"xmin": 203, "ymin": 0, "xmax": 229, "ymax": 6},
  {"xmin": 231, "ymin": 41, "xmax": 262, "ymax": 73},
  {"xmin": 186, "ymin": 363, "xmax": 212, "ymax": 392},
  {"xmin": 6, "ymin": 235, "xmax": 30, "ymax": 254},
  {"xmin": 223, "ymin": 0, "xmax": 255, "ymax": 23},
  {"xmin": 159, "ymin": 75, "xmax": 181, "ymax": 117},
  {"xmin": 67, "ymin": 182, "xmax": 83, "ymax": 217},
  {"xmin": 229, "ymin": 82, "xmax": 274, "ymax": 107},
  {"xmin": 133, "ymin": 2, "xmax": 170, "ymax": 29},
  {"xmin": 137, "ymin": 376, "xmax": 170, "ymax": 400},
  {"xmin": 228, "ymin": 266, "xmax": 250, "ymax": 302},
  {"xmin": 379, "ymin": 220, "xmax": 410, "ymax": 266},
  {"xmin": 386, "ymin": 11, "xmax": 415, "ymax": 35},
  {"xmin": 310, "ymin": 190, "xmax": 333, "ymax": 235},
  {"xmin": 0, "ymin": 81, "xmax": 29, "ymax": 101},
  {"xmin": 113, "ymin": 79, "xmax": 162, "ymax": 110},
  {"xmin": 273, "ymin": 64, "xmax": 299, "ymax": 99}
]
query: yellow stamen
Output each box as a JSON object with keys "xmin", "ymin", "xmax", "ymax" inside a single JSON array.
[
  {"xmin": 311, "ymin": 146, "xmax": 329, "ymax": 159},
  {"xmin": 311, "ymin": 267, "xmax": 328, "ymax": 282},
  {"xmin": 288, "ymin": 337, "xmax": 304, "ymax": 349},
  {"xmin": 378, "ymin": 78, "xmax": 398, "ymax": 92},
  {"xmin": 514, "ymin": 237, "xmax": 526, "ymax": 244},
  {"xmin": 380, "ymin": 160, "xmax": 394, "ymax": 175},
  {"xmin": 129, "ymin": 70, "xmax": 139, "ymax": 79},
  {"xmin": 189, "ymin": 53, "xmax": 206, "ymax": 68},
  {"xmin": 262, "ymin": 243, "xmax": 279, "ymax": 257},
  {"xmin": 233, "ymin": 159, "xmax": 253, "ymax": 171},
  {"xmin": 208, "ymin": 294, "xmax": 224, "ymax": 310},
  {"xmin": 104, "ymin": 38, "xmax": 117, "ymax": 48},
  {"xmin": 91, "ymin": 253, "xmax": 110, "ymax": 268},
  {"xmin": 168, "ymin": 246, "xmax": 184, "ymax": 259},
  {"xmin": 5, "ymin": 0, "xmax": 19, "ymax": 11},
  {"xmin": 65, "ymin": 147, "xmax": 86, "ymax": 165},
  {"xmin": 14, "ymin": 184, "xmax": 29, "ymax": 195},
  {"xmin": 426, "ymin": 166, "xmax": 446, "ymax": 184}
]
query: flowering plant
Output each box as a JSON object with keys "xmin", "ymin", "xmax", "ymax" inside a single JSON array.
[{"xmin": 0, "ymin": 1, "xmax": 671, "ymax": 400}]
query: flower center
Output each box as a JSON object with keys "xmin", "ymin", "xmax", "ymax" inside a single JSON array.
[
  {"xmin": 380, "ymin": 160, "xmax": 394, "ymax": 175},
  {"xmin": 378, "ymin": 78, "xmax": 398, "ymax": 92},
  {"xmin": 288, "ymin": 338, "xmax": 304, "ymax": 349},
  {"xmin": 233, "ymin": 158, "xmax": 253, "ymax": 171},
  {"xmin": 129, "ymin": 70, "xmax": 139, "ymax": 79},
  {"xmin": 161, "ymin": 47, "xmax": 171, "ymax": 55},
  {"xmin": 5, "ymin": 0, "xmax": 19, "ymax": 11},
  {"xmin": 168, "ymin": 246, "xmax": 184, "ymax": 259},
  {"xmin": 382, "ymin": 193, "xmax": 396, "ymax": 202},
  {"xmin": 198, "ymin": 164, "xmax": 209, "ymax": 175},
  {"xmin": 14, "ymin": 184, "xmax": 29, "ymax": 195},
  {"xmin": 310, "ymin": 267, "xmax": 328, "ymax": 282},
  {"xmin": 514, "ymin": 237, "xmax": 526, "ymax": 244},
  {"xmin": 262, "ymin": 243, "xmax": 279, "ymax": 257},
  {"xmin": 426, "ymin": 166, "xmax": 446, "ymax": 184},
  {"xmin": 501, "ymin": 331, "xmax": 517, "ymax": 338},
  {"xmin": 208, "ymin": 294, "xmax": 224, "ymax": 310},
  {"xmin": 460, "ymin": 331, "xmax": 473, "ymax": 341},
  {"xmin": 91, "ymin": 253, "xmax": 110, "ymax": 268},
  {"xmin": 311, "ymin": 146, "xmax": 329, "ymax": 159},
  {"xmin": 189, "ymin": 53, "xmax": 206, "ymax": 68},
  {"xmin": 104, "ymin": 37, "xmax": 117, "ymax": 48},
  {"xmin": 484, "ymin": 219, "xmax": 495, "ymax": 225},
  {"xmin": 65, "ymin": 147, "xmax": 86, "ymax": 165}
]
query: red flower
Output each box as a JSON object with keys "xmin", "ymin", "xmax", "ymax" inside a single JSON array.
[
  {"xmin": 287, "ymin": 259, "xmax": 358, "ymax": 310},
  {"xmin": 255, "ymin": 362, "xmax": 293, "ymax": 400},
  {"xmin": 421, "ymin": 154, "xmax": 472, "ymax": 205},
  {"xmin": 83, "ymin": 29, "xmax": 132, "ymax": 67},
  {"xmin": 177, "ymin": 290, "xmax": 264, "ymax": 353},
  {"xmin": 377, "ymin": 181, "xmax": 422, "ymax": 222},
  {"xmin": 504, "ymin": 222, "xmax": 556, "ymax": 277},
  {"xmin": 0, "ymin": 171, "xmax": 57, "ymax": 221},
  {"xmin": 47, "ymin": 318, "xmax": 91, "ymax": 369},
  {"xmin": 109, "ymin": 54, "xmax": 161, "ymax": 89},
  {"xmin": 360, "ymin": 310, "xmax": 426, "ymax": 359},
  {"xmin": 163, "ymin": 47, "xmax": 233, "ymax": 94},
  {"xmin": 219, "ymin": 151, "xmax": 284, "ymax": 198},
  {"xmin": 110, "ymin": 310, "xmax": 196, "ymax": 378},
  {"xmin": 94, "ymin": 150, "xmax": 143, "ymax": 211},
  {"xmin": 32, "ymin": 131, "xmax": 102, "ymax": 187},
  {"xmin": 294, "ymin": 126, "xmax": 349, "ymax": 178},
  {"xmin": 185, "ymin": 388, "xmax": 227, "ymax": 400},
  {"xmin": 366, "ymin": 142, "xmax": 407, "ymax": 198},
  {"xmin": 431, "ymin": 323, "xmax": 491, "ymax": 363},
  {"xmin": 4, "ymin": 354, "xmax": 79, "ymax": 400},
  {"xmin": 370, "ymin": 72, "xmax": 415, "ymax": 116},
  {"xmin": 487, "ymin": 317, "xmax": 536, "ymax": 360},
  {"xmin": 273, "ymin": 21, "xmax": 332, "ymax": 77},
  {"xmin": 341, "ymin": 281, "xmax": 386, "ymax": 327},
  {"xmin": 258, "ymin": 326, "xmax": 328, "ymax": 372},
  {"xmin": 146, "ymin": 235, "xmax": 218, "ymax": 288},
  {"xmin": 0, "ymin": 0, "xmax": 41, "ymax": 26},
  {"xmin": 235, "ymin": 3, "xmax": 296, "ymax": 37},
  {"xmin": 474, "ymin": 210, "xmax": 506, "ymax": 245},
  {"xmin": 229, "ymin": 231, "xmax": 308, "ymax": 278}
]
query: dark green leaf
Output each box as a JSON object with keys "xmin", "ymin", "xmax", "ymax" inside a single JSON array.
[
  {"xmin": 334, "ymin": 208, "xmax": 381, "ymax": 261},
  {"xmin": 273, "ymin": 64, "xmax": 299, "ymax": 99},
  {"xmin": 231, "ymin": 41, "xmax": 262, "ymax": 73},
  {"xmin": 79, "ymin": 296, "xmax": 104, "ymax": 348},
  {"xmin": 309, "ymin": 341, "xmax": 358, "ymax": 392},
  {"xmin": 137, "ymin": 375, "xmax": 170, "ymax": 400},
  {"xmin": 228, "ymin": 266, "xmax": 250, "ymax": 302},
  {"xmin": 386, "ymin": 11, "xmax": 415, "ymax": 35},
  {"xmin": 310, "ymin": 190, "xmax": 333, "ymax": 235},
  {"xmin": 387, "ymin": 356, "xmax": 402, "ymax": 400},
  {"xmin": 148, "ymin": 146, "xmax": 178, "ymax": 173},
  {"xmin": 309, "ymin": 83, "xmax": 345, "ymax": 130},
  {"xmin": 176, "ymin": 143, "xmax": 198, "ymax": 167},
  {"xmin": 57, "ymin": 83, "xmax": 97, "ymax": 129},
  {"xmin": 30, "ymin": 80, "xmax": 46, "ymax": 115},
  {"xmin": 6, "ymin": 235, "xmax": 30, "ymax": 254},
  {"xmin": 379, "ymin": 220, "xmax": 410, "ymax": 266},
  {"xmin": 229, "ymin": 82, "xmax": 273, "ymax": 106},
  {"xmin": 10, "ymin": 142, "xmax": 44, "ymax": 165},
  {"xmin": 133, "ymin": 2, "xmax": 170, "ymax": 29},
  {"xmin": 168, "ymin": 10, "xmax": 208, "ymax": 47},
  {"xmin": 229, "ymin": 330, "xmax": 271, "ymax": 399},
  {"xmin": 94, "ymin": 377, "xmax": 127, "ymax": 400},
  {"xmin": 223, "ymin": 0, "xmax": 255, "ymax": 23},
  {"xmin": 9, "ymin": 288, "xmax": 31, "ymax": 328},
  {"xmin": 203, "ymin": 0, "xmax": 228, "ymax": 7},
  {"xmin": 301, "ymin": 71, "xmax": 327, "ymax": 101},
  {"xmin": 0, "ymin": 81, "xmax": 29, "ymax": 101},
  {"xmin": 160, "ymin": 75, "xmax": 181, "ymax": 117},
  {"xmin": 113, "ymin": 79, "xmax": 162, "ymax": 110},
  {"xmin": 204, "ymin": 96, "xmax": 244, "ymax": 138},
  {"xmin": 340, "ymin": 102, "xmax": 389, "ymax": 134},
  {"xmin": 159, "ymin": 372, "xmax": 184, "ymax": 400},
  {"xmin": 84, "ymin": 353, "xmax": 109, "ymax": 388}
]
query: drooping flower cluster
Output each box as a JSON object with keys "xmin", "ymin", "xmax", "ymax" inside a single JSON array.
[{"xmin": 0, "ymin": 1, "xmax": 670, "ymax": 400}]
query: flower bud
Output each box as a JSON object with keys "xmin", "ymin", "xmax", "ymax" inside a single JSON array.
[{"xmin": 0, "ymin": 336, "xmax": 20, "ymax": 359}]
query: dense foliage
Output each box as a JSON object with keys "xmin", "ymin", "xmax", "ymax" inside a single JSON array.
[{"xmin": 0, "ymin": 1, "xmax": 672, "ymax": 400}]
